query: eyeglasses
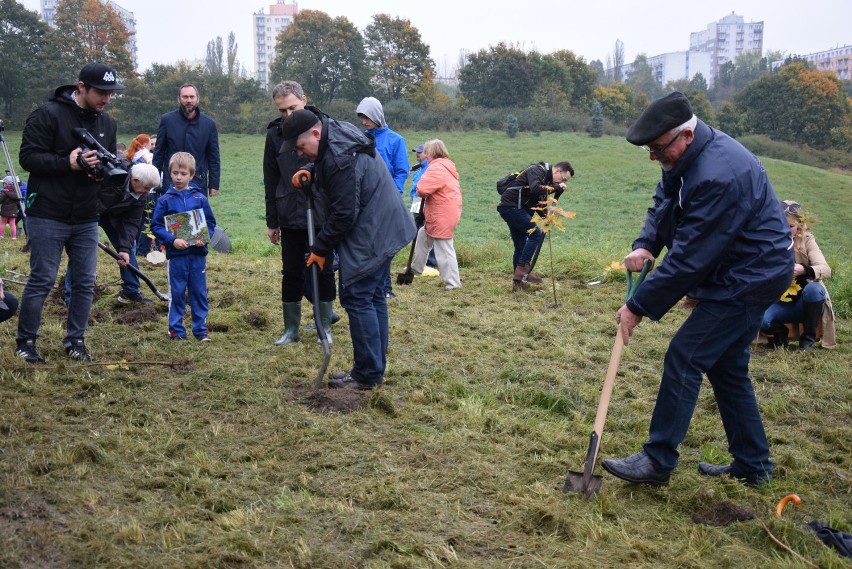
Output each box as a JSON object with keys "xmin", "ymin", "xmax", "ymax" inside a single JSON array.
[
  {"xmin": 642, "ymin": 131, "xmax": 682, "ymax": 155},
  {"xmin": 783, "ymin": 201, "xmax": 801, "ymax": 216}
]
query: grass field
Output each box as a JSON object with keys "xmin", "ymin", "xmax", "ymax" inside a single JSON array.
[{"xmin": 0, "ymin": 130, "xmax": 850, "ymax": 568}]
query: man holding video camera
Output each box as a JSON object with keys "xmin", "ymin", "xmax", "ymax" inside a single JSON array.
[{"xmin": 15, "ymin": 62, "xmax": 125, "ymax": 364}]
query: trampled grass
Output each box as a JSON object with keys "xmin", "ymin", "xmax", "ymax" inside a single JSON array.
[{"xmin": 0, "ymin": 130, "xmax": 849, "ymax": 568}]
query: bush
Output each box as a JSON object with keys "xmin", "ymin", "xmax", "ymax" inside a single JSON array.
[
  {"xmin": 505, "ymin": 114, "xmax": 519, "ymax": 138},
  {"xmin": 738, "ymin": 135, "xmax": 852, "ymax": 172}
]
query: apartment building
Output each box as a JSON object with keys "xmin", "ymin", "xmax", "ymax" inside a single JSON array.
[
  {"xmin": 253, "ymin": 0, "xmax": 298, "ymax": 89},
  {"xmin": 773, "ymin": 45, "xmax": 852, "ymax": 80},
  {"xmin": 690, "ymin": 12, "xmax": 764, "ymax": 81}
]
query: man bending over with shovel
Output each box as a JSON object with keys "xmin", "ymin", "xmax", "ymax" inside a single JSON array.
[
  {"xmin": 281, "ymin": 109, "xmax": 415, "ymax": 390},
  {"xmin": 601, "ymin": 92, "xmax": 792, "ymax": 488}
]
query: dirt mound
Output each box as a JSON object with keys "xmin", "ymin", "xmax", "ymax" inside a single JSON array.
[
  {"xmin": 114, "ymin": 306, "xmax": 160, "ymax": 324},
  {"xmin": 692, "ymin": 501, "xmax": 755, "ymax": 526}
]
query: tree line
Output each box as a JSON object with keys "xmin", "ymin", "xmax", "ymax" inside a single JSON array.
[{"xmin": 1, "ymin": 0, "xmax": 850, "ymax": 152}]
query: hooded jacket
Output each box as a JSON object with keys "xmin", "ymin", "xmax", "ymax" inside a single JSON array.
[
  {"xmin": 263, "ymin": 105, "xmax": 328, "ymax": 230},
  {"xmin": 19, "ymin": 85, "xmax": 118, "ymax": 224},
  {"xmin": 310, "ymin": 116, "xmax": 416, "ymax": 288},
  {"xmin": 626, "ymin": 120, "xmax": 793, "ymax": 321},
  {"xmin": 416, "ymin": 157, "xmax": 462, "ymax": 239},
  {"xmin": 152, "ymin": 106, "xmax": 220, "ymax": 192},
  {"xmin": 355, "ymin": 97, "xmax": 409, "ymax": 193}
]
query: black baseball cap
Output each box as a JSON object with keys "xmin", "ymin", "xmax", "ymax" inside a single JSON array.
[
  {"xmin": 78, "ymin": 63, "xmax": 126, "ymax": 91},
  {"xmin": 281, "ymin": 109, "xmax": 321, "ymax": 151}
]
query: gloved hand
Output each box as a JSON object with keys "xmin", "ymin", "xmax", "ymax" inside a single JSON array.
[
  {"xmin": 414, "ymin": 212, "xmax": 425, "ymax": 227},
  {"xmin": 305, "ymin": 252, "xmax": 326, "ymax": 271}
]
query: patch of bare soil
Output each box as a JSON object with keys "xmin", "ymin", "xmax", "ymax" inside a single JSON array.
[
  {"xmin": 113, "ymin": 306, "xmax": 161, "ymax": 324},
  {"xmin": 692, "ymin": 501, "xmax": 755, "ymax": 526},
  {"xmin": 0, "ymin": 492, "xmax": 70, "ymax": 567},
  {"xmin": 285, "ymin": 382, "xmax": 368, "ymax": 414},
  {"xmin": 245, "ymin": 311, "xmax": 266, "ymax": 328}
]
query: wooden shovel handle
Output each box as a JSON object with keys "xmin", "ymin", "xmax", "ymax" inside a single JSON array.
[{"xmin": 590, "ymin": 331, "xmax": 625, "ymax": 462}]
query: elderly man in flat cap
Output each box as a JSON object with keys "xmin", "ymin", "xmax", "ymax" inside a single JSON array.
[
  {"xmin": 600, "ymin": 92, "xmax": 793, "ymax": 488},
  {"xmin": 280, "ymin": 109, "xmax": 415, "ymax": 390}
]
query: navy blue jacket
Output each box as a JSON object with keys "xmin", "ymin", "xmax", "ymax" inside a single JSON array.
[
  {"xmin": 627, "ymin": 120, "xmax": 793, "ymax": 321},
  {"xmin": 311, "ymin": 117, "xmax": 416, "ymax": 288},
  {"xmin": 150, "ymin": 185, "xmax": 217, "ymax": 259},
  {"xmin": 152, "ymin": 108, "xmax": 220, "ymax": 192}
]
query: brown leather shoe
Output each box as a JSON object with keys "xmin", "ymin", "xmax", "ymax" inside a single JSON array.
[{"xmin": 513, "ymin": 263, "xmax": 542, "ymax": 283}]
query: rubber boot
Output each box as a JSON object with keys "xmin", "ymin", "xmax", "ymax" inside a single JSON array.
[
  {"xmin": 765, "ymin": 322, "xmax": 788, "ymax": 349},
  {"xmin": 316, "ymin": 301, "xmax": 334, "ymax": 345},
  {"xmin": 305, "ymin": 308, "xmax": 340, "ymax": 330},
  {"xmin": 274, "ymin": 302, "xmax": 301, "ymax": 345},
  {"xmin": 799, "ymin": 301, "xmax": 824, "ymax": 352}
]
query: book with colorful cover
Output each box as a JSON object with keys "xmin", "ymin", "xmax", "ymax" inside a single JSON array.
[{"xmin": 165, "ymin": 208, "xmax": 210, "ymax": 246}]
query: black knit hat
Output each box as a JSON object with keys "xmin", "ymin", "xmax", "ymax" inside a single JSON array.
[{"xmin": 626, "ymin": 92, "xmax": 693, "ymax": 146}]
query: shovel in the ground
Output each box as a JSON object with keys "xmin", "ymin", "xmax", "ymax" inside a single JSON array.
[
  {"xmin": 396, "ymin": 199, "xmax": 424, "ymax": 285},
  {"xmin": 563, "ymin": 259, "xmax": 652, "ymax": 498}
]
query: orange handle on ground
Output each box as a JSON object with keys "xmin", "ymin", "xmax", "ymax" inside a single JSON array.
[{"xmin": 775, "ymin": 494, "xmax": 801, "ymax": 518}]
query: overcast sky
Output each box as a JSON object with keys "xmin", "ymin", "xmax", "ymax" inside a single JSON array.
[{"xmin": 18, "ymin": 0, "xmax": 852, "ymax": 76}]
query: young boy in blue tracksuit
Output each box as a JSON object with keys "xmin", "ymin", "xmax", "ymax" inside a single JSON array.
[{"xmin": 151, "ymin": 152, "xmax": 217, "ymax": 341}]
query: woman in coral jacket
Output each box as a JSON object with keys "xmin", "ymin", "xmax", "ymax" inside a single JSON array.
[{"xmin": 410, "ymin": 139, "xmax": 462, "ymax": 289}]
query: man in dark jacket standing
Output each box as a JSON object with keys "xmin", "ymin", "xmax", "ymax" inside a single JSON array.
[
  {"xmin": 601, "ymin": 92, "xmax": 793, "ymax": 488},
  {"xmin": 281, "ymin": 109, "xmax": 416, "ymax": 390},
  {"xmin": 153, "ymin": 84, "xmax": 220, "ymax": 196},
  {"xmin": 263, "ymin": 80, "xmax": 336, "ymax": 346},
  {"xmin": 16, "ymin": 62, "xmax": 126, "ymax": 363}
]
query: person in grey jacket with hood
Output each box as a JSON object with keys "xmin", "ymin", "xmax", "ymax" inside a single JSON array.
[{"xmin": 281, "ymin": 109, "xmax": 416, "ymax": 390}]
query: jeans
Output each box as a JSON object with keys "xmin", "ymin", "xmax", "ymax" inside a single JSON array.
[
  {"xmin": 338, "ymin": 258, "xmax": 391, "ymax": 386},
  {"xmin": 643, "ymin": 301, "xmax": 773, "ymax": 480},
  {"xmin": 17, "ymin": 217, "xmax": 99, "ymax": 345},
  {"xmin": 498, "ymin": 206, "xmax": 544, "ymax": 267},
  {"xmin": 167, "ymin": 254, "xmax": 208, "ymax": 338},
  {"xmin": 761, "ymin": 282, "xmax": 826, "ymax": 329},
  {"xmin": 64, "ymin": 220, "xmax": 142, "ymax": 302}
]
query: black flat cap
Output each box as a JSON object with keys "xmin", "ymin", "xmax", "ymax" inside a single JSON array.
[
  {"xmin": 626, "ymin": 92, "xmax": 693, "ymax": 146},
  {"xmin": 281, "ymin": 109, "xmax": 320, "ymax": 150}
]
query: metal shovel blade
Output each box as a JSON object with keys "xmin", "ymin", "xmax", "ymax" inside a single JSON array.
[
  {"xmin": 396, "ymin": 270, "xmax": 414, "ymax": 285},
  {"xmin": 563, "ymin": 431, "xmax": 603, "ymax": 499}
]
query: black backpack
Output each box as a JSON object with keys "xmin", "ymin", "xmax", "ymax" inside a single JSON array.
[{"xmin": 496, "ymin": 162, "xmax": 548, "ymax": 195}]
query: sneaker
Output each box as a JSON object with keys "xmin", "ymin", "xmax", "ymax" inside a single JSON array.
[
  {"xmin": 117, "ymin": 291, "xmax": 154, "ymax": 304},
  {"xmin": 385, "ymin": 291, "xmax": 396, "ymax": 299},
  {"xmin": 196, "ymin": 335, "xmax": 212, "ymax": 342},
  {"xmin": 16, "ymin": 340, "xmax": 46, "ymax": 364},
  {"xmin": 170, "ymin": 335, "xmax": 186, "ymax": 341},
  {"xmin": 64, "ymin": 340, "xmax": 94, "ymax": 362}
]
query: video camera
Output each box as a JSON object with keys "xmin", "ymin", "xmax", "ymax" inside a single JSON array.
[{"xmin": 73, "ymin": 127, "xmax": 130, "ymax": 185}]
